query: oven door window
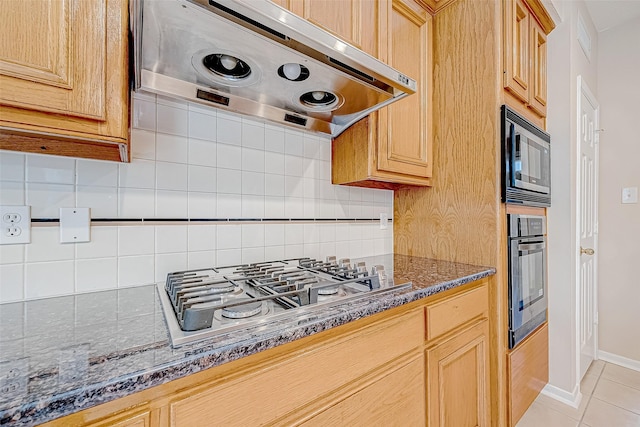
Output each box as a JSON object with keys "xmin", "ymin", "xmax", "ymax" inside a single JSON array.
[{"xmin": 518, "ymin": 242, "xmax": 545, "ymax": 310}]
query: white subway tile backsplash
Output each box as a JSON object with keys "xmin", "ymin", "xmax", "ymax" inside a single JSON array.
[
  {"xmin": 154, "ymin": 253, "xmax": 187, "ymax": 281},
  {"xmin": 76, "ymin": 186, "xmax": 118, "ymax": 218},
  {"xmin": 155, "ymin": 190, "xmax": 188, "ymax": 218},
  {"xmin": 156, "ymin": 162, "xmax": 188, "ymax": 191},
  {"xmin": 188, "ymin": 110, "xmax": 217, "ymax": 142},
  {"xmin": 188, "ymin": 225, "xmax": 216, "ymax": 252},
  {"xmin": 0, "ymin": 181, "xmax": 25, "ymax": 205},
  {"xmin": 119, "ymin": 159, "xmax": 155, "ymax": 189},
  {"xmin": 264, "ymin": 245, "xmax": 285, "ymax": 260},
  {"xmin": 217, "ymin": 144, "xmax": 242, "ymax": 171},
  {"xmin": 26, "ymin": 227, "xmax": 75, "ymax": 262},
  {"xmin": 241, "ymin": 224, "xmax": 264, "ymax": 248},
  {"xmin": 242, "ymin": 148, "xmax": 265, "ymax": 172},
  {"xmin": 217, "ymin": 114, "xmax": 242, "ymax": 145},
  {"xmin": 284, "ymin": 130, "xmax": 304, "ymax": 156},
  {"xmin": 188, "ymin": 251, "xmax": 216, "ymax": 270},
  {"xmin": 26, "ymin": 155, "xmax": 75, "ymax": 184},
  {"xmin": 0, "ymin": 152, "xmax": 25, "ymax": 181},
  {"xmin": 118, "ymin": 255, "xmax": 154, "ymax": 287},
  {"xmin": 118, "ymin": 226, "xmax": 154, "ymax": 256},
  {"xmin": 76, "ymin": 258, "xmax": 117, "ymax": 292},
  {"xmin": 76, "ymin": 159, "xmax": 118, "ymax": 187},
  {"xmin": 130, "ymin": 128, "xmax": 156, "ymax": 161},
  {"xmin": 188, "ymin": 165, "xmax": 216, "ymax": 193},
  {"xmin": 155, "ymin": 226, "xmax": 187, "ymax": 254},
  {"xmin": 242, "ymin": 122, "xmax": 265, "ymax": 150},
  {"xmin": 132, "ymin": 97, "xmax": 157, "ymax": 131},
  {"xmin": 284, "ymin": 197, "xmax": 304, "ymax": 218},
  {"xmin": 264, "ymin": 224, "xmax": 284, "ymax": 246},
  {"xmin": 188, "ymin": 139, "xmax": 217, "ymax": 167},
  {"xmin": 76, "ymin": 227, "xmax": 117, "ymax": 259},
  {"xmin": 285, "ymin": 224, "xmax": 304, "ymax": 245},
  {"xmin": 241, "ymin": 247, "xmax": 264, "ymax": 264},
  {"xmin": 284, "ymin": 154, "xmax": 303, "ymax": 177},
  {"xmin": 0, "ymin": 264, "xmax": 24, "ymax": 302},
  {"xmin": 118, "ymin": 188, "xmax": 154, "ymax": 217},
  {"xmin": 156, "ymin": 133, "xmax": 188, "ymax": 164},
  {"xmin": 264, "ymin": 196, "xmax": 284, "ymax": 218},
  {"xmin": 242, "ymin": 171, "xmax": 265, "ymax": 195},
  {"xmin": 25, "ymin": 261, "xmax": 74, "ymax": 299},
  {"xmin": 217, "ymin": 225, "xmax": 241, "ymax": 250},
  {"xmin": 217, "ymin": 169, "xmax": 242, "ymax": 194},
  {"xmin": 2, "ymin": 96, "xmax": 394, "ymax": 301},
  {"xmin": 188, "ymin": 192, "xmax": 216, "ymax": 218},
  {"xmin": 264, "ymin": 151, "xmax": 285, "ymax": 175},
  {"xmin": 241, "ymin": 195, "xmax": 264, "ymax": 218},
  {"xmin": 216, "ymin": 193, "xmax": 241, "ymax": 217},
  {"xmin": 0, "ymin": 244, "xmax": 24, "ymax": 264},
  {"xmin": 26, "ymin": 183, "xmax": 75, "ymax": 217},
  {"xmin": 264, "ymin": 126, "xmax": 285, "ymax": 153},
  {"xmin": 156, "ymin": 103, "xmax": 188, "ymax": 136},
  {"xmin": 216, "ymin": 249, "xmax": 241, "ymax": 266}
]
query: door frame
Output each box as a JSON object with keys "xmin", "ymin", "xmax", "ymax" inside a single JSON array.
[{"xmin": 575, "ymin": 75, "xmax": 599, "ymax": 382}]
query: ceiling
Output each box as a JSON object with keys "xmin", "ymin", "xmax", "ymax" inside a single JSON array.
[{"xmin": 583, "ymin": 0, "xmax": 640, "ymax": 32}]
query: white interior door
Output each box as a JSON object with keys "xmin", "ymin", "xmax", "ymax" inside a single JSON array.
[{"xmin": 578, "ymin": 76, "xmax": 599, "ymax": 380}]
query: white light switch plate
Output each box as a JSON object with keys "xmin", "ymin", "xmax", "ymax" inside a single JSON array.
[
  {"xmin": 622, "ymin": 187, "xmax": 638, "ymax": 204},
  {"xmin": 379, "ymin": 213, "xmax": 389, "ymax": 229},
  {"xmin": 60, "ymin": 208, "xmax": 91, "ymax": 243}
]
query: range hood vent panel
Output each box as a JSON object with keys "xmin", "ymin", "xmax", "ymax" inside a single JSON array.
[{"xmin": 132, "ymin": 0, "xmax": 416, "ymax": 136}]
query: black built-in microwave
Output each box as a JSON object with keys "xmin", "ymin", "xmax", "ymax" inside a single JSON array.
[{"xmin": 501, "ymin": 105, "xmax": 551, "ymax": 207}]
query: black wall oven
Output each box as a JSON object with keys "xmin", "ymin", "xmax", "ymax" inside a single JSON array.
[
  {"xmin": 502, "ymin": 105, "xmax": 551, "ymax": 207},
  {"xmin": 508, "ymin": 214, "xmax": 547, "ymax": 349}
]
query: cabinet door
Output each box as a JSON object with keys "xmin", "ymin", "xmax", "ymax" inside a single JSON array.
[
  {"xmin": 0, "ymin": 0, "xmax": 129, "ymax": 161},
  {"xmin": 426, "ymin": 320, "xmax": 490, "ymax": 427},
  {"xmin": 287, "ymin": 0, "xmax": 378, "ymax": 57},
  {"xmin": 503, "ymin": 0, "xmax": 530, "ymax": 104},
  {"xmin": 300, "ymin": 355, "xmax": 425, "ymax": 427},
  {"xmin": 376, "ymin": 0, "xmax": 432, "ymax": 178},
  {"xmin": 528, "ymin": 18, "xmax": 547, "ymax": 117}
]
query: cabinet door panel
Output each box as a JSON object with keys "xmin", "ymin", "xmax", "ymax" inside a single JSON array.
[
  {"xmin": 288, "ymin": 0, "xmax": 377, "ymax": 57},
  {"xmin": 300, "ymin": 356, "xmax": 425, "ymax": 427},
  {"xmin": 426, "ymin": 320, "xmax": 490, "ymax": 427},
  {"xmin": 503, "ymin": 0, "xmax": 530, "ymax": 103},
  {"xmin": 377, "ymin": 0, "xmax": 431, "ymax": 177},
  {"xmin": 0, "ymin": 0, "xmax": 106, "ymax": 120},
  {"xmin": 529, "ymin": 19, "xmax": 547, "ymax": 116}
]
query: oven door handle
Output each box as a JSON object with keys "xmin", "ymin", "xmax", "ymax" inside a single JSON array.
[
  {"xmin": 518, "ymin": 242, "xmax": 545, "ymax": 251},
  {"xmin": 510, "ymin": 124, "xmax": 517, "ymax": 185}
]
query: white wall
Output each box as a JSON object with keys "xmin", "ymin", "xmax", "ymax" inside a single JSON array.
[
  {"xmin": 596, "ymin": 17, "xmax": 640, "ymax": 365},
  {"xmin": 546, "ymin": 0, "xmax": 600, "ymax": 399},
  {"xmin": 0, "ymin": 93, "xmax": 393, "ymax": 302}
]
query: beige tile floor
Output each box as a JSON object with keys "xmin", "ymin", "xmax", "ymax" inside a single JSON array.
[{"xmin": 516, "ymin": 361, "xmax": 640, "ymax": 427}]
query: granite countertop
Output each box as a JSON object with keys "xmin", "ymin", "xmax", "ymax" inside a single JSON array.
[{"xmin": 0, "ymin": 254, "xmax": 495, "ymax": 426}]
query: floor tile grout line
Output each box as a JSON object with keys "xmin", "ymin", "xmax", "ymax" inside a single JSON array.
[
  {"xmin": 577, "ymin": 361, "xmax": 607, "ymax": 424},
  {"xmin": 587, "ymin": 395, "xmax": 640, "ymax": 418}
]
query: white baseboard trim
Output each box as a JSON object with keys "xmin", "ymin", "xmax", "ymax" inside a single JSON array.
[
  {"xmin": 540, "ymin": 383, "xmax": 582, "ymax": 409},
  {"xmin": 598, "ymin": 350, "xmax": 640, "ymax": 372}
]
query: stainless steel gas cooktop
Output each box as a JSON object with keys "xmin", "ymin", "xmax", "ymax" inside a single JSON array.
[{"xmin": 158, "ymin": 256, "xmax": 410, "ymax": 346}]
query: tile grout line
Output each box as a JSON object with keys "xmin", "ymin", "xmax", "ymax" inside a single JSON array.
[{"xmin": 577, "ymin": 361, "xmax": 607, "ymax": 425}]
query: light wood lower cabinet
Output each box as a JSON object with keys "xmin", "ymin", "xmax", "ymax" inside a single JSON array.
[
  {"xmin": 508, "ymin": 322, "xmax": 549, "ymax": 426},
  {"xmin": 44, "ymin": 279, "xmax": 491, "ymax": 427}
]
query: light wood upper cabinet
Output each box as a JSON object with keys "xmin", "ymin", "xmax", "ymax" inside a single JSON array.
[
  {"xmin": 287, "ymin": 0, "xmax": 378, "ymax": 57},
  {"xmin": 503, "ymin": 0, "xmax": 553, "ymax": 120},
  {"xmin": 332, "ymin": 0, "xmax": 432, "ymax": 188},
  {"xmin": 0, "ymin": 0, "xmax": 129, "ymax": 162}
]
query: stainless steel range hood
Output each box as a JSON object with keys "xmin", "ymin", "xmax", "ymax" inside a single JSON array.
[{"xmin": 131, "ymin": 0, "xmax": 416, "ymax": 137}]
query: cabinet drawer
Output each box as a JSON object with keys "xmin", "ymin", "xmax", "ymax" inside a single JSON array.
[
  {"xmin": 169, "ymin": 309, "xmax": 424, "ymax": 426},
  {"xmin": 425, "ymin": 283, "xmax": 488, "ymax": 341}
]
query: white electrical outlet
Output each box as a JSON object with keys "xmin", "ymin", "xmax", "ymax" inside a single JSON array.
[
  {"xmin": 379, "ymin": 213, "xmax": 389, "ymax": 230},
  {"xmin": 0, "ymin": 206, "xmax": 31, "ymax": 245}
]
